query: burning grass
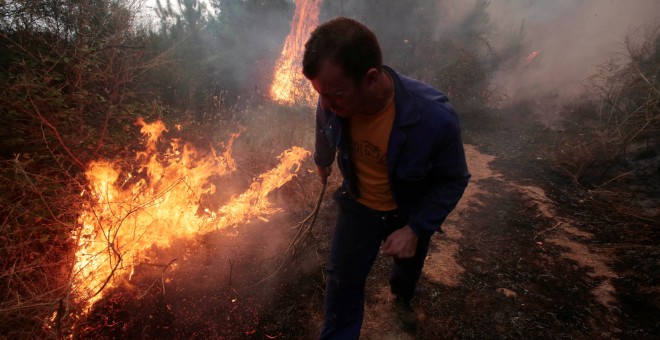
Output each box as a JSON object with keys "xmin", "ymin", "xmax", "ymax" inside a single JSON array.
[
  {"xmin": 65, "ymin": 104, "xmax": 324, "ymax": 338},
  {"xmin": 70, "ymin": 117, "xmax": 310, "ymax": 314}
]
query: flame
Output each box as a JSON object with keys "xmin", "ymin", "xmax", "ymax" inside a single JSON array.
[
  {"xmin": 524, "ymin": 50, "xmax": 540, "ymax": 66},
  {"xmin": 269, "ymin": 0, "xmax": 322, "ymax": 106},
  {"xmin": 71, "ymin": 119, "xmax": 309, "ymax": 310}
]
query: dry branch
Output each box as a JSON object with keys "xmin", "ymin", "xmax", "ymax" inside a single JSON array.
[{"xmin": 256, "ymin": 181, "xmax": 327, "ymax": 286}]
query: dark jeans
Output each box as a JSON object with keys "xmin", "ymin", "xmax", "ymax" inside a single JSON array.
[{"xmin": 319, "ymin": 191, "xmax": 431, "ymax": 340}]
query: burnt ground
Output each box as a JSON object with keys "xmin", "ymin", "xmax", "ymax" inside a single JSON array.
[
  {"xmin": 356, "ymin": 105, "xmax": 659, "ymax": 339},
  {"xmin": 76, "ymin": 103, "xmax": 658, "ymax": 339}
]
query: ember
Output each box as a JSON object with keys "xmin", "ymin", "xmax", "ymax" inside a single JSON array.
[
  {"xmin": 525, "ymin": 50, "xmax": 540, "ymax": 66},
  {"xmin": 71, "ymin": 119, "xmax": 309, "ymax": 311}
]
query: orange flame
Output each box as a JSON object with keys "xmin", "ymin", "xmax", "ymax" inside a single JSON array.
[
  {"xmin": 524, "ymin": 50, "xmax": 540, "ymax": 66},
  {"xmin": 71, "ymin": 119, "xmax": 309, "ymax": 310},
  {"xmin": 269, "ymin": 0, "xmax": 322, "ymax": 106}
]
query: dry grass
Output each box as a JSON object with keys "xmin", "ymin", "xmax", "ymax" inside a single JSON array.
[
  {"xmin": 0, "ymin": 157, "xmax": 84, "ymax": 338},
  {"xmin": 549, "ymin": 22, "xmax": 659, "ymax": 187}
]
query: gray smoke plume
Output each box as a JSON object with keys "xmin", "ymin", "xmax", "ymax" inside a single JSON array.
[{"xmin": 484, "ymin": 0, "xmax": 658, "ymax": 100}]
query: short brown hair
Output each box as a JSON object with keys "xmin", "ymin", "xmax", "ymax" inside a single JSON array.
[{"xmin": 302, "ymin": 17, "xmax": 382, "ymax": 83}]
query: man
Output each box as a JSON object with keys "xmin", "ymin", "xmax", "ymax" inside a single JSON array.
[{"xmin": 302, "ymin": 17, "xmax": 470, "ymax": 339}]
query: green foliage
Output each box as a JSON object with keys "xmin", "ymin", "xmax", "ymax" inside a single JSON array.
[
  {"xmin": 0, "ymin": 0, "xmax": 155, "ymax": 161},
  {"xmin": 146, "ymin": 0, "xmax": 291, "ymax": 116}
]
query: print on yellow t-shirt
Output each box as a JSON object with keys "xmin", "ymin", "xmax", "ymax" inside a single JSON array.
[{"xmin": 349, "ymin": 94, "xmax": 397, "ymax": 211}]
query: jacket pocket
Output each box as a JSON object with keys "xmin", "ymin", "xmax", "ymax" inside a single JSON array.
[
  {"xmin": 394, "ymin": 163, "xmax": 432, "ymax": 206},
  {"xmin": 395, "ymin": 163, "xmax": 431, "ymax": 181}
]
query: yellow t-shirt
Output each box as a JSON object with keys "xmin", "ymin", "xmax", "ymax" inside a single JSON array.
[{"xmin": 349, "ymin": 93, "xmax": 397, "ymax": 211}]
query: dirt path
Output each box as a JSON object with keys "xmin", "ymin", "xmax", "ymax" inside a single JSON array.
[{"xmin": 358, "ymin": 143, "xmax": 624, "ymax": 339}]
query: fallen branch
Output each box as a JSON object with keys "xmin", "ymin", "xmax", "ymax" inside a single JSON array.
[
  {"xmin": 286, "ymin": 180, "xmax": 328, "ymax": 256},
  {"xmin": 536, "ymin": 221, "xmax": 565, "ymax": 236},
  {"xmin": 138, "ymin": 258, "xmax": 177, "ymax": 299},
  {"xmin": 255, "ymin": 181, "xmax": 327, "ymax": 286}
]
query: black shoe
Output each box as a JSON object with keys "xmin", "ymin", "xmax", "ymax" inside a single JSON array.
[{"xmin": 395, "ymin": 296, "xmax": 418, "ymax": 333}]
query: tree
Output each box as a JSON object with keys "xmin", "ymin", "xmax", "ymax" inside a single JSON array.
[{"xmin": 148, "ymin": 0, "xmax": 291, "ymax": 116}]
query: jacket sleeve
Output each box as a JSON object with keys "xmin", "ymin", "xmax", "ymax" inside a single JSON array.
[
  {"xmin": 314, "ymin": 102, "xmax": 337, "ymax": 167},
  {"xmin": 406, "ymin": 114, "xmax": 470, "ymax": 238}
]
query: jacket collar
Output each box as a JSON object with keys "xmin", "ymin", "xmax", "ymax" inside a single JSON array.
[{"xmin": 383, "ymin": 65, "xmax": 420, "ymax": 128}]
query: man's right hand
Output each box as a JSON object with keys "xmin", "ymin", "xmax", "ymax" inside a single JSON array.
[{"xmin": 317, "ymin": 166, "xmax": 332, "ymax": 184}]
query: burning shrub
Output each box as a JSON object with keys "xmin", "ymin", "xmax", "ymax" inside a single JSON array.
[
  {"xmin": 70, "ymin": 116, "xmax": 307, "ymax": 315},
  {"xmin": 0, "ymin": 0, "xmax": 159, "ymax": 337}
]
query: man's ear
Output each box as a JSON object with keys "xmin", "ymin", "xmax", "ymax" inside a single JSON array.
[{"xmin": 364, "ymin": 68, "xmax": 380, "ymax": 87}]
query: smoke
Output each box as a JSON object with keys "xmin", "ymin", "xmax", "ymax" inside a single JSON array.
[
  {"xmin": 80, "ymin": 217, "xmax": 296, "ymax": 337},
  {"xmin": 473, "ymin": 0, "xmax": 658, "ymax": 100}
]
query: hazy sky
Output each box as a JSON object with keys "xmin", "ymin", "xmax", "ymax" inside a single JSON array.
[{"xmin": 138, "ymin": 0, "xmax": 214, "ymax": 24}]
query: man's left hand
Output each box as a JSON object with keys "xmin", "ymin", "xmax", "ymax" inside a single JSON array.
[{"xmin": 381, "ymin": 225, "xmax": 418, "ymax": 258}]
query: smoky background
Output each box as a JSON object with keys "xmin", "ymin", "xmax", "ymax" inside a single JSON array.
[{"xmin": 0, "ymin": 0, "xmax": 658, "ymax": 338}]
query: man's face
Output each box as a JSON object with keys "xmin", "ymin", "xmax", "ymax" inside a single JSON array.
[{"xmin": 309, "ymin": 60, "xmax": 366, "ymax": 118}]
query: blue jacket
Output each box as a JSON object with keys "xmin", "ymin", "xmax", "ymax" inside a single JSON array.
[{"xmin": 314, "ymin": 65, "xmax": 470, "ymax": 237}]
